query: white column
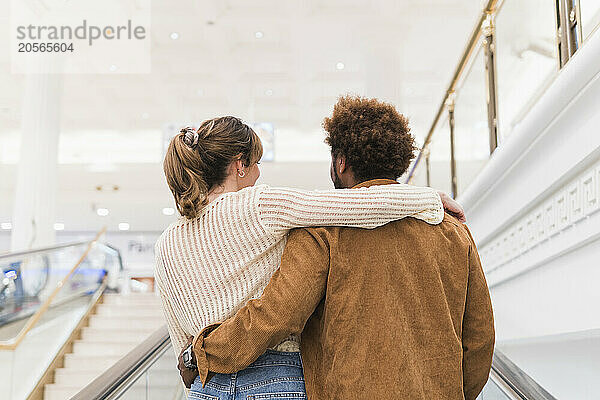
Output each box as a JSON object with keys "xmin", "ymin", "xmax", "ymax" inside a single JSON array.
[{"xmin": 10, "ymin": 72, "xmax": 61, "ymax": 251}]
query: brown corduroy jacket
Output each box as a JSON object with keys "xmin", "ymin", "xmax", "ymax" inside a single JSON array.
[{"xmin": 193, "ymin": 179, "xmax": 495, "ymax": 400}]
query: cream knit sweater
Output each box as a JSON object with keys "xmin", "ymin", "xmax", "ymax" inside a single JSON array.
[{"xmin": 154, "ymin": 184, "xmax": 443, "ymax": 357}]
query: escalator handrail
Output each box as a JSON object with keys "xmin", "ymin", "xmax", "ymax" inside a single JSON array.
[
  {"xmin": 98, "ymin": 242, "xmax": 124, "ymax": 271},
  {"xmin": 0, "ymin": 286, "xmax": 102, "ymax": 327},
  {"xmin": 490, "ymin": 350, "xmax": 558, "ymax": 400},
  {"xmin": 71, "ymin": 324, "xmax": 171, "ymax": 400},
  {"xmin": 0, "ymin": 240, "xmax": 90, "ymax": 260},
  {"xmin": 0, "ymin": 234, "xmax": 123, "ymax": 263}
]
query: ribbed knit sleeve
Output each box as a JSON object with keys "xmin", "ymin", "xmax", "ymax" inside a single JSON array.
[{"xmin": 257, "ymin": 184, "xmax": 443, "ymax": 236}]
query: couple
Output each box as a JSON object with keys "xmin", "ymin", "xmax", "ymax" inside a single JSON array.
[{"xmin": 154, "ymin": 95, "xmax": 495, "ymax": 400}]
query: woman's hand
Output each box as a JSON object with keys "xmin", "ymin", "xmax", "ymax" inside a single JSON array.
[{"xmin": 438, "ymin": 191, "xmax": 466, "ymax": 223}]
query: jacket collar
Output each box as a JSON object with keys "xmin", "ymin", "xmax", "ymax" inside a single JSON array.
[{"xmin": 352, "ymin": 179, "xmax": 398, "ymax": 189}]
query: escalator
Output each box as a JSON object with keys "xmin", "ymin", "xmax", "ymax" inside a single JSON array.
[
  {"xmin": 70, "ymin": 324, "xmax": 558, "ymax": 400},
  {"xmin": 0, "ymin": 229, "xmax": 125, "ymax": 400},
  {"xmin": 71, "ymin": 326, "xmax": 182, "ymax": 400}
]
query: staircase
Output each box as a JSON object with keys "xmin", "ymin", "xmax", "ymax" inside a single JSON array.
[{"xmin": 43, "ymin": 292, "xmax": 167, "ymax": 400}]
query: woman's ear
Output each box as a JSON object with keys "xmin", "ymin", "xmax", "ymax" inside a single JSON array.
[{"xmin": 236, "ymin": 158, "xmax": 244, "ymax": 169}]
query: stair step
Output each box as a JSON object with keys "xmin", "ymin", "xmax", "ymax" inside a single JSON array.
[
  {"xmin": 80, "ymin": 327, "xmax": 155, "ymax": 341},
  {"xmin": 102, "ymin": 294, "xmax": 161, "ymax": 305},
  {"xmin": 72, "ymin": 340, "xmax": 140, "ymax": 356},
  {"xmin": 63, "ymin": 351, "xmax": 176, "ymax": 369},
  {"xmin": 88, "ymin": 315, "xmax": 164, "ymax": 330},
  {"xmin": 53, "ymin": 369, "xmax": 103, "ymax": 387},
  {"xmin": 95, "ymin": 306, "xmax": 162, "ymax": 317},
  {"xmin": 44, "ymin": 383, "xmax": 178, "ymax": 400},
  {"xmin": 63, "ymin": 354, "xmax": 122, "ymax": 369},
  {"xmin": 53, "ymin": 367, "xmax": 178, "ymax": 386},
  {"xmin": 43, "ymin": 293, "xmax": 171, "ymax": 400}
]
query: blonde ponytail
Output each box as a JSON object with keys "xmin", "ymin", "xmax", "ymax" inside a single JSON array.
[{"xmin": 163, "ymin": 116, "xmax": 263, "ymax": 219}]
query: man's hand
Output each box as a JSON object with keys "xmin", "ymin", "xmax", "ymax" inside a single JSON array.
[
  {"xmin": 178, "ymin": 336, "xmax": 198, "ymax": 389},
  {"xmin": 438, "ymin": 191, "xmax": 466, "ymax": 223}
]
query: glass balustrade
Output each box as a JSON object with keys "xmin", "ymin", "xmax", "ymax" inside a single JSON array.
[
  {"xmin": 428, "ymin": 115, "xmax": 453, "ymax": 195},
  {"xmin": 495, "ymin": 330, "xmax": 599, "ymax": 399},
  {"xmin": 0, "ymin": 237, "xmax": 122, "ymax": 400},
  {"xmin": 478, "ymin": 379, "xmax": 516, "ymax": 399},
  {"xmin": 495, "ymin": 0, "xmax": 559, "ymax": 142},
  {"xmin": 406, "ymin": 150, "xmax": 429, "ymax": 188},
  {"xmin": 580, "ymin": 0, "xmax": 600, "ymax": 40},
  {"xmin": 117, "ymin": 347, "xmax": 183, "ymax": 400},
  {"xmin": 453, "ymin": 45, "xmax": 491, "ymax": 195},
  {"xmin": 406, "ymin": 0, "xmax": 585, "ymax": 197}
]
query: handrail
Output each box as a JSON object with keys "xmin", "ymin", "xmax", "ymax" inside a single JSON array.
[
  {"xmin": 1, "ymin": 287, "xmax": 101, "ymax": 327},
  {"xmin": 490, "ymin": 350, "xmax": 558, "ymax": 400},
  {"xmin": 0, "ymin": 240, "xmax": 89, "ymax": 260},
  {"xmin": 98, "ymin": 242, "xmax": 124, "ymax": 271},
  {"xmin": 71, "ymin": 325, "xmax": 171, "ymax": 400},
  {"xmin": 405, "ymin": 0, "xmax": 500, "ymax": 184},
  {"xmin": 0, "ymin": 227, "xmax": 107, "ymax": 350}
]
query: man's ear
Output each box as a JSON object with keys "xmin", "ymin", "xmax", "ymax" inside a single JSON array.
[{"xmin": 336, "ymin": 155, "xmax": 347, "ymax": 175}]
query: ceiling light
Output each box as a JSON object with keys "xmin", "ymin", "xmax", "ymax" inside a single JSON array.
[
  {"xmin": 336, "ymin": 62, "xmax": 345, "ymax": 70},
  {"xmin": 97, "ymin": 208, "xmax": 110, "ymax": 217},
  {"xmin": 1, "ymin": 222, "xmax": 12, "ymax": 230},
  {"xmin": 170, "ymin": 32, "xmax": 179, "ymax": 40},
  {"xmin": 118, "ymin": 222, "xmax": 130, "ymax": 231},
  {"xmin": 196, "ymin": 89, "xmax": 204, "ymax": 96},
  {"xmin": 265, "ymin": 89, "xmax": 273, "ymax": 96},
  {"xmin": 54, "ymin": 223, "xmax": 65, "ymax": 231},
  {"xmin": 141, "ymin": 112, "xmax": 149, "ymax": 119},
  {"xmin": 109, "ymin": 65, "xmax": 117, "ymax": 72},
  {"xmin": 255, "ymin": 31, "xmax": 264, "ymax": 39},
  {"xmin": 162, "ymin": 207, "xmax": 175, "ymax": 216}
]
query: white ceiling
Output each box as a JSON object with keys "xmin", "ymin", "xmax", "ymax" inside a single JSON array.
[{"xmin": 0, "ymin": 0, "xmax": 485, "ymax": 233}]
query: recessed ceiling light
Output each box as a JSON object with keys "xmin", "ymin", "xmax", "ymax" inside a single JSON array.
[
  {"xmin": 255, "ymin": 31, "xmax": 264, "ymax": 39},
  {"xmin": 141, "ymin": 112, "xmax": 149, "ymax": 119},
  {"xmin": 109, "ymin": 65, "xmax": 117, "ymax": 72},
  {"xmin": 170, "ymin": 32, "xmax": 179, "ymax": 40},
  {"xmin": 118, "ymin": 222, "xmax": 130, "ymax": 231},
  {"xmin": 1, "ymin": 222, "xmax": 12, "ymax": 230},
  {"xmin": 162, "ymin": 207, "xmax": 175, "ymax": 216},
  {"xmin": 336, "ymin": 62, "xmax": 345, "ymax": 70},
  {"xmin": 54, "ymin": 223, "xmax": 65, "ymax": 231},
  {"xmin": 97, "ymin": 208, "xmax": 110, "ymax": 217},
  {"xmin": 265, "ymin": 89, "xmax": 273, "ymax": 96}
]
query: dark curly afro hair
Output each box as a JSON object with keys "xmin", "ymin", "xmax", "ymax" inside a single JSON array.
[{"xmin": 323, "ymin": 95, "xmax": 416, "ymax": 182}]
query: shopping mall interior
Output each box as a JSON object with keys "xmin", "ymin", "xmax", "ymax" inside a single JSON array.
[{"xmin": 1, "ymin": 0, "xmax": 599, "ymax": 399}]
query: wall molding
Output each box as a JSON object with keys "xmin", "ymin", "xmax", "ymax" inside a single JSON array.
[{"xmin": 481, "ymin": 156, "xmax": 600, "ymax": 286}]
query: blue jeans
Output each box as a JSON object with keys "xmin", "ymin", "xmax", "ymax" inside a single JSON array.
[{"xmin": 188, "ymin": 350, "xmax": 306, "ymax": 400}]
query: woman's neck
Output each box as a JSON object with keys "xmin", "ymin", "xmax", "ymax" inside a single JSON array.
[{"xmin": 207, "ymin": 176, "xmax": 239, "ymax": 203}]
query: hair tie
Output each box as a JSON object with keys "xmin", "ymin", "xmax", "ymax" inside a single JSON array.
[{"xmin": 181, "ymin": 127, "xmax": 200, "ymax": 148}]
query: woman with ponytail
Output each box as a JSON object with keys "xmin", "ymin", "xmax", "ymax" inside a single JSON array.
[{"xmin": 155, "ymin": 115, "xmax": 461, "ymax": 399}]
